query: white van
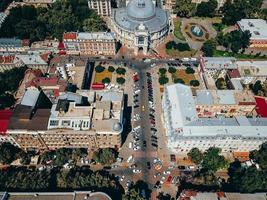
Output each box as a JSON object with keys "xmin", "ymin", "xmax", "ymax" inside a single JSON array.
[
  {"xmin": 127, "ymin": 155, "xmax": 134, "ymax": 163},
  {"xmin": 129, "ymin": 142, "xmax": 133, "ymax": 149}
]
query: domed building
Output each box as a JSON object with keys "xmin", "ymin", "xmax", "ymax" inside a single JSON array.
[{"xmin": 111, "ymin": 0, "xmax": 170, "ymax": 55}]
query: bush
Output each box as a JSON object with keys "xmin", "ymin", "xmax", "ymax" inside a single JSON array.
[
  {"xmin": 159, "ymin": 68, "xmax": 167, "ymax": 75},
  {"xmin": 174, "ymin": 78, "xmax": 185, "ymax": 84},
  {"xmin": 168, "ymin": 67, "xmax": 176, "ymax": 74},
  {"xmin": 190, "ymin": 79, "xmax": 200, "ymax": 87},
  {"xmin": 116, "ymin": 77, "xmax": 125, "ymax": 85},
  {"xmin": 102, "ymin": 77, "xmax": 111, "ymax": 84},
  {"xmin": 108, "ymin": 66, "xmax": 115, "ymax": 72},
  {"xmin": 116, "ymin": 67, "xmax": 126, "ymax": 75},
  {"xmin": 185, "ymin": 67, "xmax": 195, "ymax": 74},
  {"xmin": 166, "ymin": 41, "xmax": 190, "ymax": 51},
  {"xmin": 159, "ymin": 76, "xmax": 169, "ymax": 85},
  {"xmin": 95, "ymin": 65, "xmax": 105, "ymax": 73}
]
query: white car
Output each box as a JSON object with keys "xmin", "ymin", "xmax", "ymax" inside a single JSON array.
[
  {"xmin": 133, "ymin": 147, "xmax": 140, "ymax": 151},
  {"xmin": 133, "ymin": 169, "xmax": 141, "ymax": 173},
  {"xmin": 163, "ymin": 170, "xmax": 171, "ymax": 175},
  {"xmin": 120, "ymin": 175, "xmax": 125, "ymax": 181},
  {"xmin": 153, "ymin": 158, "xmax": 160, "ymax": 164}
]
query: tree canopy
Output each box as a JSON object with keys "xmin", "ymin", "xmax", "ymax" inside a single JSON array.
[
  {"xmin": 159, "ymin": 76, "xmax": 169, "ymax": 85},
  {"xmin": 185, "ymin": 67, "xmax": 195, "ymax": 74},
  {"xmin": 196, "ymin": 0, "xmax": 218, "ymax": 17},
  {"xmin": 116, "ymin": 67, "xmax": 126, "ymax": 75},
  {"xmin": 102, "ymin": 77, "xmax": 111, "ymax": 84},
  {"xmin": 92, "ymin": 148, "xmax": 117, "ymax": 166},
  {"xmin": 201, "ymin": 39, "xmax": 217, "ymax": 57},
  {"xmin": 174, "ymin": 0, "xmax": 196, "ymax": 17},
  {"xmin": 108, "ymin": 66, "xmax": 115, "ymax": 72},
  {"xmin": 202, "ymin": 147, "xmax": 228, "ymax": 172},
  {"xmin": 116, "ymin": 77, "xmax": 126, "ymax": 85},
  {"xmin": 0, "ymin": 142, "xmax": 22, "ymax": 164},
  {"xmin": 188, "ymin": 148, "xmax": 203, "ymax": 164},
  {"xmin": 95, "ymin": 65, "xmax": 105, "ymax": 73},
  {"xmin": 168, "ymin": 67, "xmax": 177, "ymax": 74}
]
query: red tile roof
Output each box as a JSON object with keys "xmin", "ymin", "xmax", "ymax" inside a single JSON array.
[
  {"xmin": 255, "ymin": 96, "xmax": 267, "ymax": 117},
  {"xmin": 63, "ymin": 32, "xmax": 77, "ymax": 40},
  {"xmin": 0, "ymin": 110, "xmax": 13, "ymax": 135},
  {"xmin": 228, "ymin": 69, "xmax": 241, "ymax": 78},
  {"xmin": 0, "ymin": 55, "xmax": 15, "ymax": 64}
]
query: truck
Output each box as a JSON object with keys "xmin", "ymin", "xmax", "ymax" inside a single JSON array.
[
  {"xmin": 127, "ymin": 155, "xmax": 134, "ymax": 163},
  {"xmin": 129, "ymin": 142, "xmax": 133, "ymax": 149}
]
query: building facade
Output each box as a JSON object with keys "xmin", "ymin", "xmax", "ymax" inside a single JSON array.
[
  {"xmin": 7, "ymin": 89, "xmax": 124, "ymax": 151},
  {"xmin": 63, "ymin": 32, "xmax": 117, "ymax": 56},
  {"xmin": 88, "ymin": 0, "xmax": 112, "ymax": 16},
  {"xmin": 162, "ymin": 84, "xmax": 267, "ymax": 153},
  {"xmin": 110, "ymin": 0, "xmax": 170, "ymax": 55}
]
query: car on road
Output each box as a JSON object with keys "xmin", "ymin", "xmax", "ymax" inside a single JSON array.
[
  {"xmin": 133, "ymin": 169, "xmax": 141, "ymax": 173},
  {"xmin": 178, "ymin": 165, "xmax": 186, "ymax": 170},
  {"xmin": 143, "ymin": 141, "xmax": 147, "ymax": 148},
  {"xmin": 163, "ymin": 170, "xmax": 171, "ymax": 175},
  {"xmin": 147, "ymin": 162, "xmax": 151, "ymax": 169},
  {"xmin": 120, "ymin": 175, "xmax": 125, "ymax": 182},
  {"xmin": 166, "ymin": 175, "xmax": 172, "ymax": 183},
  {"xmin": 153, "ymin": 172, "xmax": 161, "ymax": 178},
  {"xmin": 151, "ymin": 127, "xmax": 157, "ymax": 131},
  {"xmin": 154, "ymin": 181, "xmax": 161, "ymax": 189},
  {"xmin": 142, "ymin": 105, "xmax": 145, "ymax": 111}
]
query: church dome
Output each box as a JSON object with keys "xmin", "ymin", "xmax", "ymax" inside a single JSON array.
[{"xmin": 127, "ymin": 0, "xmax": 155, "ymax": 21}]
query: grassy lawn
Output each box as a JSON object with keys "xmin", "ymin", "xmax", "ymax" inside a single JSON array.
[
  {"xmin": 172, "ymin": 69, "xmax": 196, "ymax": 85},
  {"xmin": 214, "ymin": 50, "xmax": 267, "ymax": 60},
  {"xmin": 174, "ymin": 19, "xmax": 185, "ymax": 41},
  {"xmin": 94, "ymin": 69, "xmax": 112, "ymax": 83},
  {"xmin": 212, "ymin": 23, "xmax": 227, "ymax": 32},
  {"xmin": 166, "ymin": 48, "xmax": 198, "ymax": 57}
]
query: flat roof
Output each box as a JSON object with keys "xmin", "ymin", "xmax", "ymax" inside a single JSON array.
[
  {"xmin": 202, "ymin": 57, "xmax": 237, "ymax": 70},
  {"xmin": 236, "ymin": 60, "xmax": 267, "ymax": 77},
  {"xmin": 78, "ymin": 32, "xmax": 116, "ymax": 41},
  {"xmin": 21, "ymin": 89, "xmax": 40, "ymax": 107},
  {"xmin": 237, "ymin": 19, "xmax": 267, "ymax": 40},
  {"xmin": 195, "ymin": 90, "xmax": 214, "ymax": 105},
  {"xmin": 15, "ymin": 54, "xmax": 47, "ymax": 66},
  {"xmin": 217, "ymin": 90, "xmax": 236, "ymax": 104}
]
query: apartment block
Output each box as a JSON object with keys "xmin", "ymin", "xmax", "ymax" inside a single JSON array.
[
  {"xmin": 162, "ymin": 84, "xmax": 267, "ymax": 153},
  {"xmin": 63, "ymin": 32, "xmax": 116, "ymax": 56},
  {"xmin": 88, "ymin": 0, "xmax": 112, "ymax": 16}
]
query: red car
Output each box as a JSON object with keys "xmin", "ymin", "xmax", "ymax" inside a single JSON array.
[{"xmin": 166, "ymin": 175, "xmax": 172, "ymax": 183}]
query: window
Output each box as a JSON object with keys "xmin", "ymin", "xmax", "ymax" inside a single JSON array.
[
  {"xmin": 62, "ymin": 120, "xmax": 71, "ymax": 126},
  {"xmin": 50, "ymin": 120, "xmax": 59, "ymax": 126}
]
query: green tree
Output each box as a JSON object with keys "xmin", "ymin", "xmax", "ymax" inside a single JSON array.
[
  {"xmin": 196, "ymin": 0, "xmax": 218, "ymax": 17},
  {"xmin": 159, "ymin": 77, "xmax": 169, "ymax": 85},
  {"xmin": 108, "ymin": 66, "xmax": 115, "ymax": 72},
  {"xmin": 83, "ymin": 17, "xmax": 107, "ymax": 32},
  {"xmin": 95, "ymin": 65, "xmax": 105, "ymax": 73},
  {"xmin": 168, "ymin": 67, "xmax": 177, "ymax": 74},
  {"xmin": 202, "ymin": 147, "xmax": 228, "ymax": 172},
  {"xmin": 202, "ymin": 39, "xmax": 217, "ymax": 57},
  {"xmin": 174, "ymin": 78, "xmax": 185, "ymax": 84},
  {"xmin": 190, "ymin": 80, "xmax": 199, "ymax": 86},
  {"xmin": 0, "ymin": 142, "xmax": 22, "ymax": 164},
  {"xmin": 188, "ymin": 148, "xmax": 203, "ymax": 164},
  {"xmin": 116, "ymin": 77, "xmax": 125, "ymax": 85},
  {"xmin": 20, "ymin": 152, "xmax": 32, "ymax": 165},
  {"xmin": 159, "ymin": 68, "xmax": 167, "ymax": 75},
  {"xmin": 102, "ymin": 77, "xmax": 111, "ymax": 84},
  {"xmin": 116, "ymin": 67, "xmax": 126, "ymax": 75},
  {"xmin": 250, "ymin": 142, "xmax": 267, "ymax": 170},
  {"xmin": 174, "ymin": 0, "xmax": 196, "ymax": 17},
  {"xmin": 185, "ymin": 67, "xmax": 195, "ymax": 74},
  {"xmin": 215, "ymin": 77, "xmax": 226, "ymax": 89},
  {"xmin": 92, "ymin": 148, "xmax": 117, "ymax": 166},
  {"xmin": 0, "ymin": 94, "xmax": 16, "ymax": 109}
]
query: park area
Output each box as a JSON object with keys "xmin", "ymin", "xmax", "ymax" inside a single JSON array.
[
  {"xmin": 94, "ymin": 68, "xmax": 112, "ymax": 84},
  {"xmin": 172, "ymin": 69, "xmax": 196, "ymax": 85}
]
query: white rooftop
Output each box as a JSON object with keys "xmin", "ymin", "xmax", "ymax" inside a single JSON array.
[
  {"xmin": 237, "ymin": 19, "xmax": 267, "ymax": 40},
  {"xmin": 21, "ymin": 89, "xmax": 40, "ymax": 107},
  {"xmin": 15, "ymin": 54, "xmax": 47, "ymax": 66},
  {"xmin": 202, "ymin": 57, "xmax": 237, "ymax": 70},
  {"xmin": 77, "ymin": 32, "xmax": 116, "ymax": 41},
  {"xmin": 237, "ymin": 60, "xmax": 267, "ymax": 77},
  {"xmin": 164, "ymin": 84, "xmax": 267, "ymax": 138}
]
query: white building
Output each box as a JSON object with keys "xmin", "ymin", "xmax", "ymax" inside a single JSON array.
[
  {"xmin": 110, "ymin": 0, "xmax": 170, "ymax": 55},
  {"xmin": 88, "ymin": 0, "xmax": 112, "ymax": 16},
  {"xmin": 162, "ymin": 84, "xmax": 267, "ymax": 153},
  {"xmin": 237, "ymin": 19, "xmax": 267, "ymax": 48}
]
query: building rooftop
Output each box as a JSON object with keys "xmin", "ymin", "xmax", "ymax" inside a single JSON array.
[
  {"xmin": 236, "ymin": 60, "xmax": 267, "ymax": 77},
  {"xmin": 21, "ymin": 89, "xmax": 41, "ymax": 107},
  {"xmin": 202, "ymin": 57, "xmax": 237, "ymax": 70},
  {"xmin": 77, "ymin": 32, "xmax": 116, "ymax": 41},
  {"xmin": 164, "ymin": 84, "xmax": 267, "ymax": 138},
  {"xmin": 0, "ymin": 110, "xmax": 13, "ymax": 135},
  {"xmin": 255, "ymin": 96, "xmax": 267, "ymax": 117},
  {"xmin": 237, "ymin": 19, "xmax": 267, "ymax": 40},
  {"xmin": 0, "ymin": 191, "xmax": 112, "ymax": 200},
  {"xmin": 15, "ymin": 54, "xmax": 47, "ymax": 66},
  {"xmin": 0, "ymin": 38, "xmax": 22, "ymax": 47}
]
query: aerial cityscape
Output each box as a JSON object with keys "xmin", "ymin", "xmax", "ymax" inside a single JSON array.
[{"xmin": 0, "ymin": 0, "xmax": 267, "ymax": 199}]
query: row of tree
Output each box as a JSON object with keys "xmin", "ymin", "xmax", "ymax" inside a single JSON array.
[
  {"xmin": 0, "ymin": 0, "xmax": 106, "ymax": 42},
  {"xmin": 174, "ymin": 0, "xmax": 266, "ymax": 25},
  {"xmin": 188, "ymin": 143, "xmax": 267, "ymax": 193}
]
